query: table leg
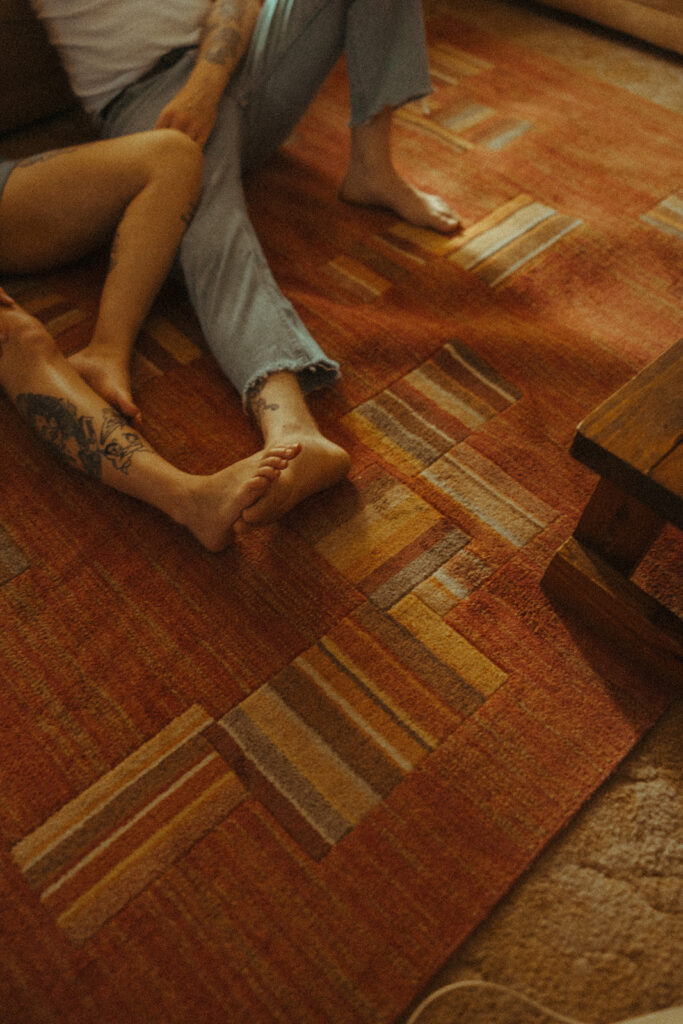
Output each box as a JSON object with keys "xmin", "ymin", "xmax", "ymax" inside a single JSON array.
[
  {"xmin": 574, "ymin": 478, "xmax": 665, "ymax": 576},
  {"xmin": 543, "ymin": 480, "xmax": 682, "ymax": 686}
]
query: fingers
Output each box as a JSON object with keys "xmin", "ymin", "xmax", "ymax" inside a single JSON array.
[
  {"xmin": 0, "ymin": 286, "xmax": 15, "ymax": 307},
  {"xmin": 154, "ymin": 108, "xmax": 213, "ymax": 147}
]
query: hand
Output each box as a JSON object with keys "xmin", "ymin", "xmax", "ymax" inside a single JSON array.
[
  {"xmin": 0, "ymin": 286, "xmax": 15, "ymax": 308},
  {"xmin": 155, "ymin": 75, "xmax": 223, "ymax": 147}
]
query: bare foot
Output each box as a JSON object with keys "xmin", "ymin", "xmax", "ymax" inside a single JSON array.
[
  {"xmin": 340, "ymin": 164, "xmax": 461, "ymax": 235},
  {"xmin": 182, "ymin": 443, "xmax": 302, "ymax": 551},
  {"xmin": 237, "ymin": 434, "xmax": 350, "ymax": 530},
  {"xmin": 69, "ymin": 346, "xmax": 141, "ymax": 425}
]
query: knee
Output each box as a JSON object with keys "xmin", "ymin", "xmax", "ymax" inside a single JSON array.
[{"xmin": 145, "ymin": 128, "xmax": 204, "ymax": 200}]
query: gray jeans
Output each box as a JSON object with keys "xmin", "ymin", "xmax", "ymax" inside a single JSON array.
[{"xmin": 102, "ymin": 0, "xmax": 432, "ymax": 402}]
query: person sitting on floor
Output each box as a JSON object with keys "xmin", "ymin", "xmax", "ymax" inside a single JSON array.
[
  {"xmin": 0, "ymin": 130, "xmax": 299, "ymax": 552},
  {"xmin": 28, "ymin": 0, "xmax": 461, "ymax": 531}
]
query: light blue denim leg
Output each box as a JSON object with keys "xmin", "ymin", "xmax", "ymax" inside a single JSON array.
[
  {"xmin": 101, "ymin": 0, "xmax": 432, "ymax": 402},
  {"xmin": 102, "ymin": 54, "xmax": 338, "ymax": 402},
  {"xmin": 236, "ymin": 0, "xmax": 432, "ymax": 170},
  {"xmin": 183, "ymin": 90, "xmax": 341, "ymax": 402}
]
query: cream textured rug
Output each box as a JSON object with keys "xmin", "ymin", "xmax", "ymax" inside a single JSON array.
[
  {"xmin": 401, "ymin": 698, "xmax": 683, "ymax": 1024},
  {"xmin": 537, "ymin": 0, "xmax": 683, "ymax": 55}
]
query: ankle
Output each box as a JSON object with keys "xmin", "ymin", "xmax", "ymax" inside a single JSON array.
[
  {"xmin": 248, "ymin": 372, "xmax": 320, "ymax": 441},
  {"xmin": 88, "ymin": 330, "xmax": 134, "ymax": 365}
]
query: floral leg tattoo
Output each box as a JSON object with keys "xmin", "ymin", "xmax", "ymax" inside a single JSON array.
[{"xmin": 15, "ymin": 394, "xmax": 149, "ymax": 479}]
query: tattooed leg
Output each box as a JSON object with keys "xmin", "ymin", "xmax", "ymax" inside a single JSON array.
[
  {"xmin": 15, "ymin": 395, "xmax": 150, "ymax": 479},
  {"xmin": 0, "ymin": 290, "xmax": 301, "ymax": 550}
]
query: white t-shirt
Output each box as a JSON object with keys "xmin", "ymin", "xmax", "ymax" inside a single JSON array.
[{"xmin": 31, "ymin": 0, "xmax": 207, "ymax": 115}]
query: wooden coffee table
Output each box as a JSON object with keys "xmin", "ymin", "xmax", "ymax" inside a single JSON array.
[{"xmin": 544, "ymin": 338, "xmax": 682, "ymax": 685}]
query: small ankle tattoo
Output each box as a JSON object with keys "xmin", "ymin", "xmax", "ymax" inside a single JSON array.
[{"xmin": 248, "ymin": 381, "xmax": 280, "ymax": 422}]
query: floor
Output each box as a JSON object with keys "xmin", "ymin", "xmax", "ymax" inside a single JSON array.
[{"xmin": 400, "ymin": 4, "xmax": 683, "ymax": 1023}]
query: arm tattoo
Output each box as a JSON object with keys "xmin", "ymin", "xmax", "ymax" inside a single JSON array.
[
  {"xmin": 15, "ymin": 395, "xmax": 149, "ymax": 480},
  {"xmin": 203, "ymin": 25, "xmax": 241, "ymax": 66},
  {"xmin": 200, "ymin": 1, "xmax": 249, "ymax": 67}
]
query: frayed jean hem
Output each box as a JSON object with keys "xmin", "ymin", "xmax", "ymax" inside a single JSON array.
[
  {"xmin": 350, "ymin": 86, "xmax": 434, "ymax": 127},
  {"xmin": 242, "ymin": 358, "xmax": 341, "ymax": 411}
]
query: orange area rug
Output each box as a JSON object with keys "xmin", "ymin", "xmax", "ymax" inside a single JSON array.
[{"xmin": 1, "ymin": 7, "xmax": 680, "ymax": 1024}]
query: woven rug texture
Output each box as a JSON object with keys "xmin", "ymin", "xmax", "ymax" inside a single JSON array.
[{"xmin": 0, "ymin": 5, "xmax": 681, "ymax": 1023}]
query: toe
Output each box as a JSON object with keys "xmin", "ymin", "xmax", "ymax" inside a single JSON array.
[
  {"xmin": 255, "ymin": 465, "xmax": 281, "ymax": 481},
  {"xmin": 261, "ymin": 455, "xmax": 289, "ymax": 469}
]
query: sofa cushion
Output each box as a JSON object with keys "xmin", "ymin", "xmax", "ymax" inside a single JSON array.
[
  {"xmin": 0, "ymin": 0, "xmax": 77, "ymax": 135},
  {"xmin": 539, "ymin": 0, "xmax": 683, "ymax": 54}
]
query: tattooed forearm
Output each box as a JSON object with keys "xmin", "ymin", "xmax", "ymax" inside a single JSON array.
[
  {"xmin": 203, "ymin": 24, "xmax": 241, "ymax": 66},
  {"xmin": 15, "ymin": 394, "xmax": 149, "ymax": 479},
  {"xmin": 199, "ymin": 0, "xmax": 258, "ymax": 68}
]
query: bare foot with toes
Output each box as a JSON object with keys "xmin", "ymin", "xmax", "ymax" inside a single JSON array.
[
  {"xmin": 182, "ymin": 443, "xmax": 302, "ymax": 551},
  {"xmin": 340, "ymin": 166, "xmax": 461, "ymax": 235},
  {"xmin": 237, "ymin": 434, "xmax": 350, "ymax": 531}
]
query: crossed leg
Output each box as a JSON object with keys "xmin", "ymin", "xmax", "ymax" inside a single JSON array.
[
  {"xmin": 0, "ymin": 129, "xmax": 205, "ymax": 426},
  {"xmin": 0, "ymin": 131, "xmax": 304, "ymax": 548},
  {"xmin": 0, "ymin": 290, "xmax": 300, "ymax": 550}
]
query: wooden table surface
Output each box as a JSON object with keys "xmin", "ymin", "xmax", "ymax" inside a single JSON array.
[{"xmin": 571, "ymin": 337, "xmax": 683, "ymax": 529}]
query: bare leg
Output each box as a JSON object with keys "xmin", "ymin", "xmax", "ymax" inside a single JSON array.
[
  {"xmin": 339, "ymin": 107, "xmax": 461, "ymax": 234},
  {"xmin": 0, "ymin": 290, "xmax": 299, "ymax": 551},
  {"xmin": 0, "ymin": 131, "xmax": 204, "ymax": 423},
  {"xmin": 239, "ymin": 371, "xmax": 350, "ymax": 528}
]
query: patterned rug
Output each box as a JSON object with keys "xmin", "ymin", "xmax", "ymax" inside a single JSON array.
[{"xmin": 1, "ymin": 5, "xmax": 681, "ymax": 1023}]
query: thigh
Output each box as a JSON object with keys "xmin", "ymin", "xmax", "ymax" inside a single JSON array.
[
  {"xmin": 0, "ymin": 136, "xmax": 154, "ymax": 274},
  {"xmin": 234, "ymin": 0, "xmax": 348, "ymax": 170}
]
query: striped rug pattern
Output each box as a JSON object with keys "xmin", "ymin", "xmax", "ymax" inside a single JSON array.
[
  {"xmin": 344, "ymin": 340, "xmax": 521, "ymax": 473},
  {"xmin": 206, "ymin": 618, "xmax": 455, "ymax": 861},
  {"xmin": 448, "ymin": 198, "xmax": 582, "ymax": 286},
  {"xmin": 1, "ymin": 5, "xmax": 681, "ymax": 1023},
  {"xmin": 11, "ymin": 706, "xmax": 246, "ymax": 946},
  {"xmin": 641, "ymin": 191, "xmax": 683, "ymax": 240}
]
